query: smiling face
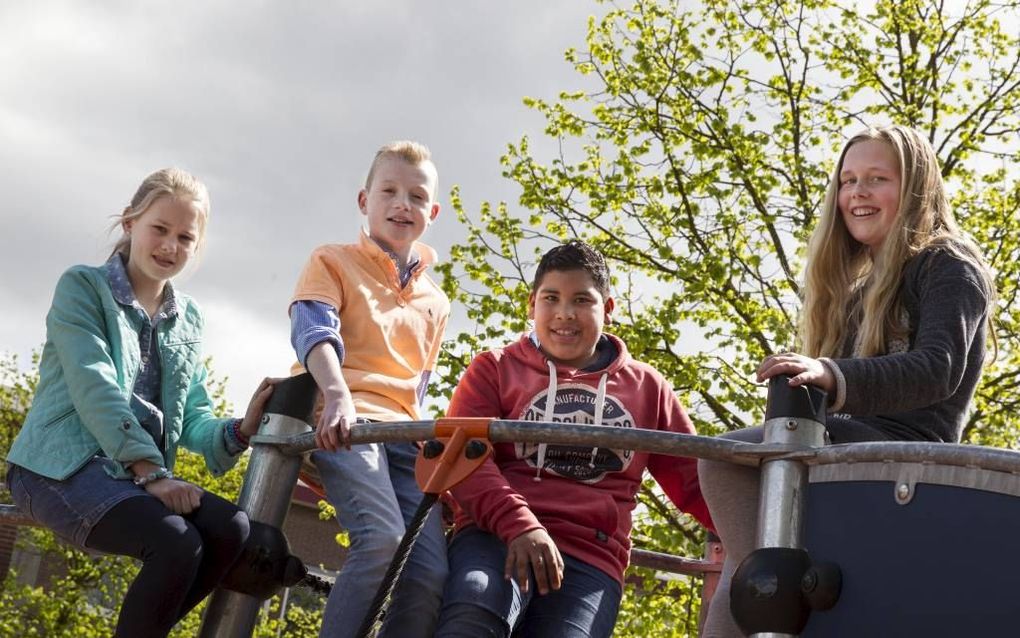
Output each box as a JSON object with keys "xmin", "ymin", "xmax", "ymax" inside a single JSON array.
[
  {"xmin": 358, "ymin": 155, "xmax": 440, "ymax": 261},
  {"xmin": 123, "ymin": 195, "xmax": 202, "ymax": 292},
  {"xmin": 528, "ymin": 268, "xmax": 614, "ymax": 369},
  {"xmin": 837, "ymin": 138, "xmax": 902, "ymax": 250}
]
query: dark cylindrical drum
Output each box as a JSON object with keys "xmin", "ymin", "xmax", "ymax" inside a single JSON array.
[{"xmin": 801, "ymin": 453, "xmax": 1020, "ymax": 636}]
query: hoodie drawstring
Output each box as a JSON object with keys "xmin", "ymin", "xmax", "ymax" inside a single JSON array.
[
  {"xmin": 535, "ymin": 360, "xmax": 558, "ymax": 481},
  {"xmin": 534, "ymin": 361, "xmax": 611, "ymax": 479},
  {"xmin": 589, "ymin": 373, "xmax": 607, "ymax": 467}
]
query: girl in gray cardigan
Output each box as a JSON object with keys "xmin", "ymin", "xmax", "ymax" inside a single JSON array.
[{"xmin": 698, "ymin": 125, "xmax": 995, "ymax": 637}]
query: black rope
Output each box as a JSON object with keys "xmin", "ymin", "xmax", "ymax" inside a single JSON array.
[{"xmin": 355, "ymin": 492, "xmax": 439, "ymax": 638}]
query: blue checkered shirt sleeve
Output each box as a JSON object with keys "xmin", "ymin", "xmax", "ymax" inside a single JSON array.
[{"xmin": 290, "ymin": 300, "xmax": 345, "ymax": 367}]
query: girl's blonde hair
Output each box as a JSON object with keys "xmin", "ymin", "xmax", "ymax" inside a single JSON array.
[
  {"xmin": 110, "ymin": 168, "xmax": 211, "ymax": 258},
  {"xmin": 799, "ymin": 125, "xmax": 994, "ymax": 358}
]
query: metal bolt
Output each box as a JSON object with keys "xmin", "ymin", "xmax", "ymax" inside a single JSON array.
[
  {"xmin": 786, "ymin": 419, "xmax": 798, "ymax": 430},
  {"xmin": 465, "ymin": 440, "xmax": 488, "ymax": 460},
  {"xmin": 896, "ymin": 483, "xmax": 910, "ymax": 500},
  {"xmin": 802, "ymin": 569, "xmax": 818, "ymax": 592},
  {"xmin": 261, "ymin": 415, "xmax": 270, "ymax": 425},
  {"xmin": 423, "ymin": 440, "xmax": 445, "ymax": 459}
]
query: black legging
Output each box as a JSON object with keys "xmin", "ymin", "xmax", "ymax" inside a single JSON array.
[{"xmin": 85, "ymin": 489, "xmax": 250, "ymax": 638}]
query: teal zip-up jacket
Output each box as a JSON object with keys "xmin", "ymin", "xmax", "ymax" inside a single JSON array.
[{"xmin": 7, "ymin": 263, "xmax": 237, "ymax": 480}]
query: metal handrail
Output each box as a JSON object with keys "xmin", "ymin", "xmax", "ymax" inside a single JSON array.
[
  {"xmin": 258, "ymin": 420, "xmax": 1020, "ymax": 474},
  {"xmin": 259, "ymin": 419, "xmax": 767, "ymax": 466}
]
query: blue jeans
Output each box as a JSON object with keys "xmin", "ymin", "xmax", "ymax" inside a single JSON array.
[
  {"xmin": 436, "ymin": 527, "xmax": 622, "ymax": 638},
  {"xmin": 7, "ymin": 458, "xmax": 145, "ymax": 547},
  {"xmin": 311, "ymin": 441, "xmax": 447, "ymax": 638}
]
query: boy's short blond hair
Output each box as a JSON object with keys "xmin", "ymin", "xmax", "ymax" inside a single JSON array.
[{"xmin": 365, "ymin": 140, "xmax": 437, "ymax": 191}]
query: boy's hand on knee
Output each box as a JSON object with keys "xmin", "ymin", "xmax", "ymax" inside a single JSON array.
[
  {"xmin": 316, "ymin": 391, "xmax": 357, "ymax": 452},
  {"xmin": 147, "ymin": 479, "xmax": 204, "ymax": 515},
  {"xmin": 506, "ymin": 529, "xmax": 564, "ymax": 596}
]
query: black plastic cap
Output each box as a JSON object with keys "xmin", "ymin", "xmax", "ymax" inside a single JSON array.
[
  {"xmin": 801, "ymin": 561, "xmax": 842, "ymax": 611},
  {"xmin": 221, "ymin": 521, "xmax": 306, "ymax": 600},
  {"xmin": 264, "ymin": 373, "xmax": 319, "ymax": 424},
  {"xmin": 422, "ymin": 440, "xmax": 445, "ymax": 459},
  {"xmin": 765, "ymin": 374, "xmax": 827, "ymax": 423},
  {"xmin": 731, "ymin": 547, "xmax": 812, "ymax": 635}
]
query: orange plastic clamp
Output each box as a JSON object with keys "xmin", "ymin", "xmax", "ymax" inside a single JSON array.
[{"xmin": 415, "ymin": 418, "xmax": 493, "ymax": 494}]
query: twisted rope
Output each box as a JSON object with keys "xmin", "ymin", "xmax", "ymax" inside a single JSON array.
[{"xmin": 355, "ymin": 492, "xmax": 439, "ymax": 638}]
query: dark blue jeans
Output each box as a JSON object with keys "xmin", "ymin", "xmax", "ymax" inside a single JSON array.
[{"xmin": 436, "ymin": 527, "xmax": 622, "ymax": 638}]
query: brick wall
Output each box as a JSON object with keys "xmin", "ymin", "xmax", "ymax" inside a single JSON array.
[
  {"xmin": 283, "ymin": 483, "xmax": 346, "ymax": 573},
  {"xmin": 0, "ymin": 524, "xmax": 17, "ymax": 579}
]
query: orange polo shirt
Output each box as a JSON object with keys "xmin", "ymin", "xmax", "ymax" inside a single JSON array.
[{"xmin": 291, "ymin": 231, "xmax": 450, "ymax": 421}]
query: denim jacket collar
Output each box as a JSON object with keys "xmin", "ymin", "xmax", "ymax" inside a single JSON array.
[{"xmin": 104, "ymin": 253, "xmax": 179, "ymax": 322}]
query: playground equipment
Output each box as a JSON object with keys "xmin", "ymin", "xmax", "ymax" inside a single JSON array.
[
  {"xmin": 198, "ymin": 373, "xmax": 737, "ymax": 636},
  {"xmin": 6, "ymin": 371, "xmax": 1020, "ymax": 636},
  {"xmin": 195, "ymin": 372, "xmax": 1020, "ymax": 636}
]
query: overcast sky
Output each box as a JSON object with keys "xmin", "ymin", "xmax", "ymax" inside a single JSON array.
[{"xmin": 0, "ymin": 1, "xmax": 605, "ymax": 410}]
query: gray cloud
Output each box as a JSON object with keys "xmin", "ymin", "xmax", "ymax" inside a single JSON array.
[{"xmin": 0, "ymin": 1, "xmax": 603, "ymax": 408}]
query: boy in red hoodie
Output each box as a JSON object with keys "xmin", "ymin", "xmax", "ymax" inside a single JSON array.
[{"xmin": 435, "ymin": 240, "xmax": 712, "ymax": 638}]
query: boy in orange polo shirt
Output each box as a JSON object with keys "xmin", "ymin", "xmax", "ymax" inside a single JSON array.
[{"xmin": 289, "ymin": 141, "xmax": 450, "ymax": 638}]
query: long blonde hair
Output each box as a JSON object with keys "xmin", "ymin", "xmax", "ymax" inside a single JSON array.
[
  {"xmin": 799, "ymin": 125, "xmax": 993, "ymax": 358},
  {"xmin": 109, "ymin": 168, "xmax": 211, "ymax": 258}
]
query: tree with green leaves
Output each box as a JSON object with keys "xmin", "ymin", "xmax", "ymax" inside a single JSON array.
[{"xmin": 435, "ymin": 0, "xmax": 1020, "ymax": 633}]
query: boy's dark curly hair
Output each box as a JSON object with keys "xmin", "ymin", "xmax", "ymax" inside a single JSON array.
[{"xmin": 533, "ymin": 240, "xmax": 611, "ymax": 297}]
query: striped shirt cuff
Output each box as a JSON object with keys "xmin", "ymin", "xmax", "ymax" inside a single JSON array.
[
  {"xmin": 290, "ymin": 300, "xmax": 346, "ymax": 367},
  {"xmin": 416, "ymin": 370, "xmax": 432, "ymax": 407}
]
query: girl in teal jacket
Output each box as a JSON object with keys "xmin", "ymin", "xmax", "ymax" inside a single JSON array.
[{"xmin": 6, "ymin": 168, "xmax": 276, "ymax": 638}]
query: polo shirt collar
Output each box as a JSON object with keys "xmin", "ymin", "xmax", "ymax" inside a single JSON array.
[{"xmin": 358, "ymin": 228, "xmax": 438, "ymax": 269}]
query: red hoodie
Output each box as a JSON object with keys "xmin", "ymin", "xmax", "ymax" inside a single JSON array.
[{"xmin": 447, "ymin": 333, "xmax": 713, "ymax": 585}]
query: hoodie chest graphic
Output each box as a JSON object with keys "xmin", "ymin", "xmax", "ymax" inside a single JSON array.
[{"xmin": 517, "ymin": 382, "xmax": 636, "ymax": 483}]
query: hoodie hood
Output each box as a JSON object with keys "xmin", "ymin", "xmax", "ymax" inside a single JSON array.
[{"xmin": 507, "ymin": 332, "xmax": 631, "ymax": 377}]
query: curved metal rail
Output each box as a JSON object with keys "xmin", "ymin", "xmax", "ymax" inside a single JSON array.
[
  {"xmin": 785, "ymin": 441, "xmax": 1020, "ymax": 474},
  {"xmin": 257, "ymin": 419, "xmax": 1020, "ymax": 473}
]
